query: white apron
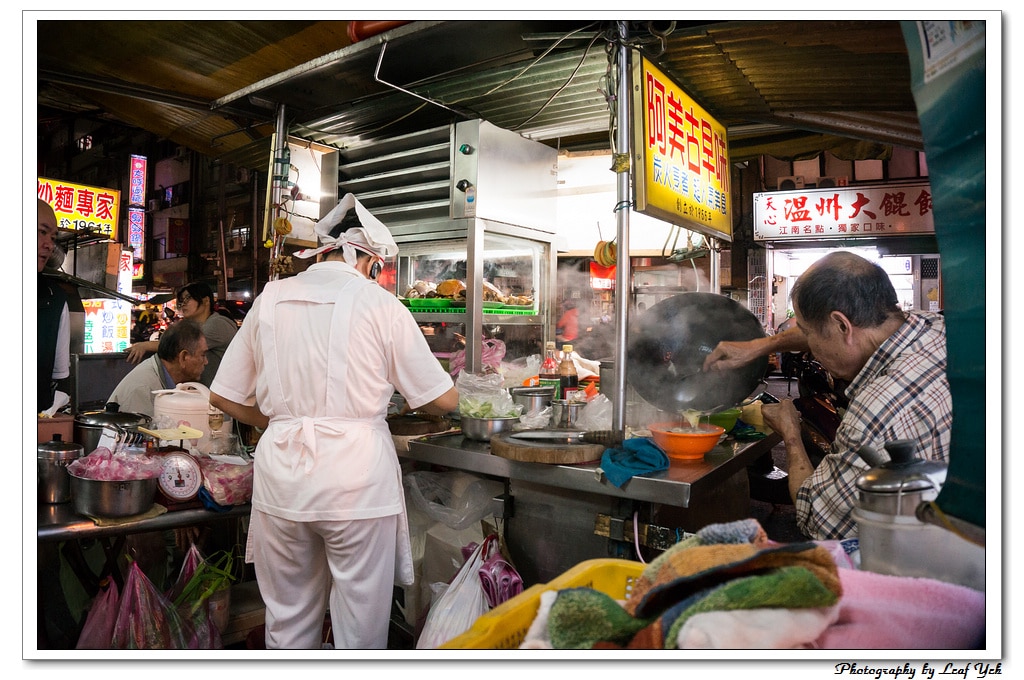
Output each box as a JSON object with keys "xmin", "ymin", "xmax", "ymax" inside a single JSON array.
[{"xmin": 244, "ymin": 274, "xmax": 414, "ymax": 586}]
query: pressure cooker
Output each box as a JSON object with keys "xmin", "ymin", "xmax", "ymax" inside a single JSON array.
[{"xmin": 74, "ymin": 402, "xmax": 151, "ymax": 454}]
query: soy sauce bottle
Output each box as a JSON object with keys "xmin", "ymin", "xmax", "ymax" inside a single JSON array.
[{"xmin": 559, "ymin": 344, "xmax": 581, "ymax": 402}]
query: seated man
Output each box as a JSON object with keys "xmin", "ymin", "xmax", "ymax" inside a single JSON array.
[
  {"xmin": 703, "ymin": 251, "xmax": 951, "ymax": 540},
  {"xmin": 108, "ymin": 318, "xmax": 208, "ymax": 417}
]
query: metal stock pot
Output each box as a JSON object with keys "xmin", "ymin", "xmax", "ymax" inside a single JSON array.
[{"xmin": 74, "ymin": 403, "xmax": 151, "ymax": 454}]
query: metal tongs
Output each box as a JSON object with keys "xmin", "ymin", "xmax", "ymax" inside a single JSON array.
[{"xmin": 107, "ymin": 425, "xmax": 147, "ymax": 454}]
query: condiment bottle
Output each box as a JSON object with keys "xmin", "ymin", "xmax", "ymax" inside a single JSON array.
[
  {"xmin": 559, "ymin": 344, "xmax": 581, "ymax": 402},
  {"xmin": 539, "ymin": 341, "xmax": 562, "ymax": 400}
]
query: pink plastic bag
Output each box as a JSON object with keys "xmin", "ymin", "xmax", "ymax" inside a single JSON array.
[
  {"xmin": 477, "ymin": 540, "xmax": 524, "ymax": 608},
  {"xmin": 75, "ymin": 578, "xmax": 120, "ymax": 649},
  {"xmin": 111, "ymin": 561, "xmax": 195, "ymax": 649}
]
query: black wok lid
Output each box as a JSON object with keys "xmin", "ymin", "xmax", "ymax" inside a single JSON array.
[{"xmin": 627, "ymin": 293, "xmax": 768, "ymax": 412}]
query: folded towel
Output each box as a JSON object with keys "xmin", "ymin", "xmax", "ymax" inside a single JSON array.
[
  {"xmin": 677, "ymin": 605, "xmax": 840, "ymax": 649},
  {"xmin": 627, "ymin": 541, "xmax": 842, "ymax": 619},
  {"xmin": 600, "ymin": 438, "xmax": 669, "ymax": 488},
  {"xmin": 547, "ymin": 587, "xmax": 651, "ymax": 649},
  {"xmin": 661, "ymin": 566, "xmax": 841, "ymax": 648},
  {"xmin": 519, "ymin": 590, "xmax": 558, "ymax": 649},
  {"xmin": 814, "ymin": 567, "xmax": 986, "ymax": 649}
]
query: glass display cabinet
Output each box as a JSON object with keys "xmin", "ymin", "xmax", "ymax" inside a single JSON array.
[
  {"xmin": 385, "ymin": 221, "xmax": 555, "ymax": 373},
  {"xmin": 328, "ymin": 119, "xmax": 559, "ymax": 374}
]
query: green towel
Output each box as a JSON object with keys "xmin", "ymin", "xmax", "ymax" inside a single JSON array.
[
  {"xmin": 547, "ymin": 588, "xmax": 651, "ymax": 649},
  {"xmin": 627, "ymin": 541, "xmax": 841, "ymax": 619},
  {"xmin": 662, "ymin": 566, "xmax": 839, "ymax": 648}
]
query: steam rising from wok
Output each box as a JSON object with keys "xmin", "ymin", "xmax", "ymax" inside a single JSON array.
[{"xmin": 626, "ymin": 293, "xmax": 768, "ymax": 413}]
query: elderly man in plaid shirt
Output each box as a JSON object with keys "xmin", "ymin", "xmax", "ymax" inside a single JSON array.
[{"xmin": 704, "ymin": 251, "xmax": 951, "ymax": 539}]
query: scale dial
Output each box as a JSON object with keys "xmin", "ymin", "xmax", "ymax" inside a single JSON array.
[{"xmin": 159, "ymin": 452, "xmax": 203, "ymax": 502}]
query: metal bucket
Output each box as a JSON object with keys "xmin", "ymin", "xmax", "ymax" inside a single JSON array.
[{"xmin": 37, "ymin": 435, "xmax": 83, "ymax": 504}]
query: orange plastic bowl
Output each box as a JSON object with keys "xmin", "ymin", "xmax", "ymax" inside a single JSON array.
[{"xmin": 648, "ymin": 422, "xmax": 726, "ymax": 461}]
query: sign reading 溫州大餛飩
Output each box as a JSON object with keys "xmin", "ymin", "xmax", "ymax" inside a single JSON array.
[{"xmin": 753, "ymin": 182, "xmax": 935, "ymax": 242}]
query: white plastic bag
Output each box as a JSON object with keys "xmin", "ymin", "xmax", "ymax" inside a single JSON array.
[
  {"xmin": 415, "ymin": 537, "xmax": 496, "ymax": 649},
  {"xmin": 576, "ymin": 393, "xmax": 613, "ymax": 431}
]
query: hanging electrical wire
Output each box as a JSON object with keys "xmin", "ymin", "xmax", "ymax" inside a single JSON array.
[
  {"xmin": 513, "ymin": 28, "xmax": 604, "ymax": 130},
  {"xmin": 465, "ymin": 22, "xmax": 601, "ymax": 100}
]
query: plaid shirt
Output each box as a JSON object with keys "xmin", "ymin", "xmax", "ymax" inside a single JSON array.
[{"xmin": 795, "ymin": 311, "xmax": 952, "ymax": 540}]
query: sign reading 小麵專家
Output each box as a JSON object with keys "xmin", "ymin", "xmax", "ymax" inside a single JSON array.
[
  {"xmin": 38, "ymin": 177, "xmax": 121, "ymax": 239},
  {"xmin": 753, "ymin": 182, "xmax": 935, "ymax": 242}
]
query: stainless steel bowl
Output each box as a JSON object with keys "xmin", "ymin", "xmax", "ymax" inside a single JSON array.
[
  {"xmin": 510, "ymin": 386, "xmax": 555, "ymax": 414},
  {"xmin": 69, "ymin": 473, "xmax": 158, "ymax": 518},
  {"xmin": 460, "ymin": 415, "xmax": 521, "ymax": 442}
]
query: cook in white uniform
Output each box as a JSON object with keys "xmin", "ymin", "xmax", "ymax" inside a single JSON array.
[{"xmin": 210, "ymin": 194, "xmax": 458, "ymax": 649}]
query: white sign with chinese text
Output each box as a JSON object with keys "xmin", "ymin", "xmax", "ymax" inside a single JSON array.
[{"xmin": 753, "ymin": 182, "xmax": 935, "ymax": 242}]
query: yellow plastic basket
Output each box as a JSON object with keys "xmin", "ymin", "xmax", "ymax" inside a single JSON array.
[{"xmin": 440, "ymin": 558, "xmax": 645, "ymax": 649}]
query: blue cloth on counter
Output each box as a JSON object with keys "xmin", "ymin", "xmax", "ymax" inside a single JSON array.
[{"xmin": 600, "ymin": 437, "xmax": 670, "ymax": 488}]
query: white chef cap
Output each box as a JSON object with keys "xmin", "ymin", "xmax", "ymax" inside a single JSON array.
[{"xmin": 293, "ymin": 193, "xmax": 399, "ymax": 263}]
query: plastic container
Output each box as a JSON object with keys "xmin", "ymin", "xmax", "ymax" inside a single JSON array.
[{"xmin": 441, "ymin": 558, "xmax": 643, "ymax": 649}]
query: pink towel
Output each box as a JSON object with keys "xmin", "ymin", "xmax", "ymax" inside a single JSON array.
[{"xmin": 814, "ymin": 567, "xmax": 985, "ymax": 649}]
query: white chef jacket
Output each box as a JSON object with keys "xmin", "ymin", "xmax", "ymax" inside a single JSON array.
[{"xmin": 211, "ymin": 261, "xmax": 454, "ymax": 584}]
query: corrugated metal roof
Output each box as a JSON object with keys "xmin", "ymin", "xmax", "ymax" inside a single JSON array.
[{"xmin": 36, "ymin": 18, "xmax": 923, "ymax": 165}]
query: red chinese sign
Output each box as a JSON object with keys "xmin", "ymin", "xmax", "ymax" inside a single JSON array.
[
  {"xmin": 38, "ymin": 177, "xmax": 121, "ymax": 238},
  {"xmin": 632, "ymin": 56, "xmax": 731, "ymax": 241},
  {"xmin": 753, "ymin": 182, "xmax": 935, "ymax": 242},
  {"xmin": 128, "ymin": 154, "xmax": 148, "ymax": 206}
]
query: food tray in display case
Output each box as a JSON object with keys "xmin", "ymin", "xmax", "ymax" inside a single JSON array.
[{"xmin": 405, "ymin": 298, "xmax": 454, "ymax": 310}]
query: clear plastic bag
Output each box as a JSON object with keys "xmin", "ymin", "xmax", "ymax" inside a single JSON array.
[
  {"xmin": 166, "ymin": 543, "xmax": 227, "ymax": 649},
  {"xmin": 576, "ymin": 393, "xmax": 613, "ymax": 431},
  {"xmin": 404, "ymin": 470, "xmax": 504, "ymax": 531},
  {"xmin": 456, "ymin": 370, "xmax": 522, "ymax": 418},
  {"xmin": 197, "ymin": 456, "xmax": 254, "ymax": 506}
]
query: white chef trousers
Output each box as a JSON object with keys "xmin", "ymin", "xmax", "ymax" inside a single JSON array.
[{"xmin": 250, "ymin": 508, "xmax": 398, "ymax": 649}]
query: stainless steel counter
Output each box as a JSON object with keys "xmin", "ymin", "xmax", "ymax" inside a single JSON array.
[
  {"xmin": 37, "ymin": 502, "xmax": 251, "ymax": 542},
  {"xmin": 402, "ymin": 431, "xmax": 780, "ymax": 508}
]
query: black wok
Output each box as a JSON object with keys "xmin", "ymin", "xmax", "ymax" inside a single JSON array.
[{"xmin": 626, "ymin": 292, "xmax": 768, "ymax": 413}]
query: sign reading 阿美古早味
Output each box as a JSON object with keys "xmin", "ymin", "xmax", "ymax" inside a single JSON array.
[
  {"xmin": 38, "ymin": 177, "xmax": 121, "ymax": 239},
  {"xmin": 631, "ymin": 56, "xmax": 732, "ymax": 242},
  {"xmin": 753, "ymin": 182, "xmax": 935, "ymax": 242}
]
